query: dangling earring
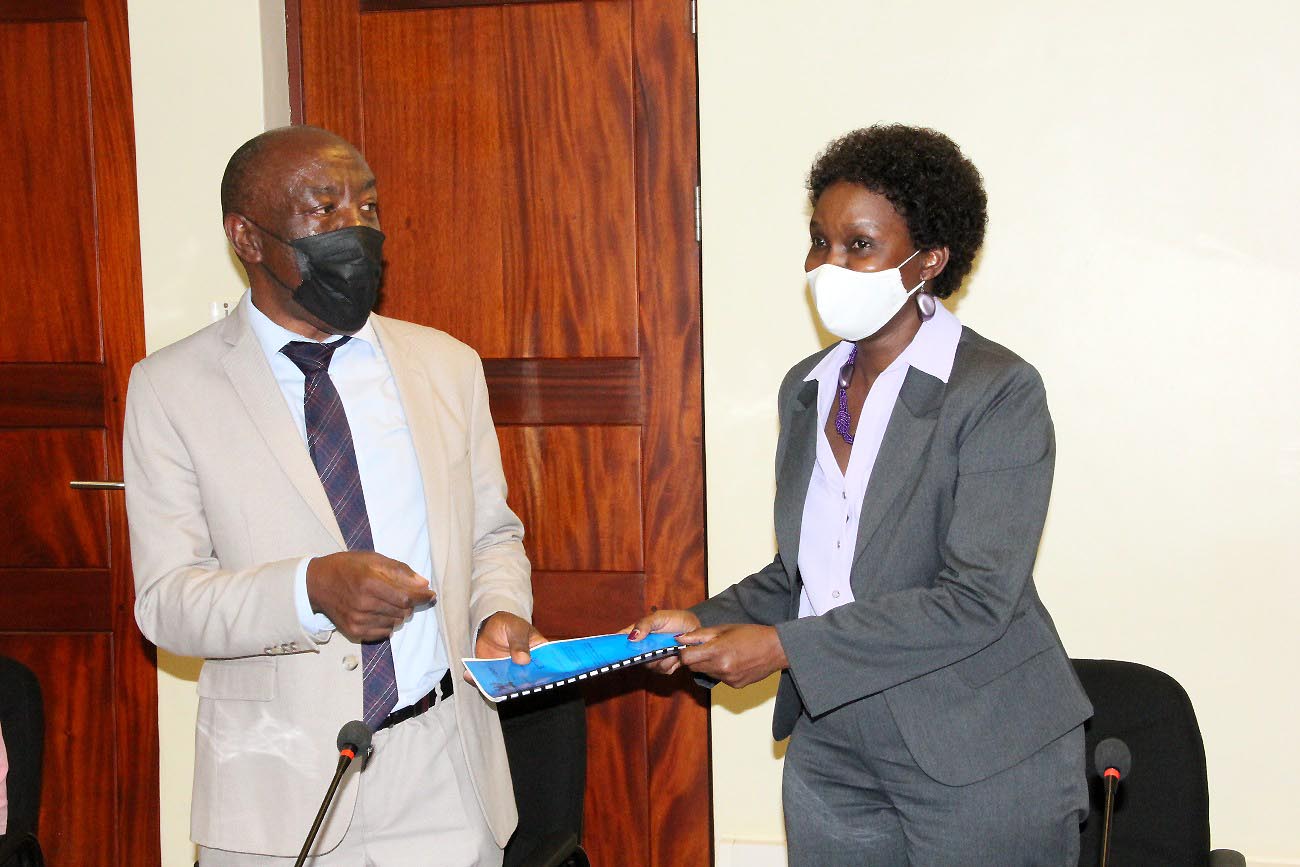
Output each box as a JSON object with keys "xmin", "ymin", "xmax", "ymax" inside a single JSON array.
[{"xmin": 916, "ymin": 290, "xmax": 937, "ymax": 321}]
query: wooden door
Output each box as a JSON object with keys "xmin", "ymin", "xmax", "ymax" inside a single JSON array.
[
  {"xmin": 291, "ymin": 0, "xmax": 710, "ymax": 863},
  {"xmin": 0, "ymin": 1, "xmax": 156, "ymax": 863}
]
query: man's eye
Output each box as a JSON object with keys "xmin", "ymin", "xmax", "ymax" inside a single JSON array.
[
  {"xmin": 317, "ymin": 203, "xmax": 336, "ymax": 214},
  {"xmin": 850, "ymin": 238, "xmax": 871, "ymax": 250},
  {"xmin": 810, "ymin": 237, "xmax": 826, "ymax": 248},
  {"xmin": 362, "ymin": 201, "xmax": 379, "ymax": 212}
]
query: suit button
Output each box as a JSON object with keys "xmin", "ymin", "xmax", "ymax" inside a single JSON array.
[{"xmin": 343, "ymin": 655, "xmax": 359, "ymax": 671}]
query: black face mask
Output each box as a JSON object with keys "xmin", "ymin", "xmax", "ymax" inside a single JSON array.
[{"xmin": 250, "ymin": 220, "xmax": 386, "ymax": 333}]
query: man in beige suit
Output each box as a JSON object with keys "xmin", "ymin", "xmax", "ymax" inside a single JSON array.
[{"xmin": 125, "ymin": 126, "xmax": 540, "ymax": 865}]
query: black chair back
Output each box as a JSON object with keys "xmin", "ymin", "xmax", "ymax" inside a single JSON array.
[
  {"xmin": 1073, "ymin": 658, "xmax": 1210, "ymax": 867},
  {"xmin": 0, "ymin": 656, "xmax": 45, "ymax": 867},
  {"xmin": 499, "ymin": 687, "xmax": 588, "ymax": 867}
]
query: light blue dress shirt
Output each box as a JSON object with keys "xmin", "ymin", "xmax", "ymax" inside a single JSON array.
[{"xmin": 244, "ymin": 293, "xmax": 449, "ymax": 711}]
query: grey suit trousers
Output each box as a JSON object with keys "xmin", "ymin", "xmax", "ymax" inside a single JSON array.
[{"xmin": 782, "ymin": 693, "xmax": 1086, "ymax": 867}]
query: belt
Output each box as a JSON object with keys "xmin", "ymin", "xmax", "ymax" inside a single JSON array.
[{"xmin": 376, "ymin": 669, "xmax": 454, "ymax": 732}]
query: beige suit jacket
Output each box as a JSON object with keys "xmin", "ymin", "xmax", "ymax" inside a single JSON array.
[{"xmin": 124, "ymin": 302, "xmax": 531, "ymax": 855}]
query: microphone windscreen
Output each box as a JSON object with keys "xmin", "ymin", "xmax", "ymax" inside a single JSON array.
[
  {"xmin": 337, "ymin": 720, "xmax": 373, "ymax": 756},
  {"xmin": 1094, "ymin": 737, "xmax": 1132, "ymax": 780}
]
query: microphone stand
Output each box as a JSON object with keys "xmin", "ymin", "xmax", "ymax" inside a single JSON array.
[
  {"xmin": 294, "ymin": 752, "xmax": 355, "ymax": 867},
  {"xmin": 1099, "ymin": 769, "xmax": 1119, "ymax": 867}
]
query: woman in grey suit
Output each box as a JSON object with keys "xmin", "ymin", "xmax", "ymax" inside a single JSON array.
[{"xmin": 629, "ymin": 125, "xmax": 1092, "ymax": 866}]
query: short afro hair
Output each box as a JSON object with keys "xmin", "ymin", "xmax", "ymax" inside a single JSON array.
[{"xmin": 808, "ymin": 125, "xmax": 987, "ymax": 298}]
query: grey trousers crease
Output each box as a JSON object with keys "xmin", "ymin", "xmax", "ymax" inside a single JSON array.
[{"xmin": 782, "ymin": 693, "xmax": 1087, "ymax": 867}]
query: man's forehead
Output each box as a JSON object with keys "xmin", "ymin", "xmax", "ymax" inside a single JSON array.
[{"xmin": 279, "ymin": 144, "xmax": 373, "ymax": 188}]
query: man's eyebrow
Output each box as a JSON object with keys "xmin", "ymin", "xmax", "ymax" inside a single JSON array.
[
  {"xmin": 361, "ymin": 177, "xmax": 377, "ymax": 191},
  {"xmin": 305, "ymin": 184, "xmax": 338, "ymax": 196}
]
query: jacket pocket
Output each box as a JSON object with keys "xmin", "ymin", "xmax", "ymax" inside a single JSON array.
[
  {"xmin": 951, "ymin": 612, "xmax": 1056, "ymax": 689},
  {"xmin": 197, "ymin": 658, "xmax": 276, "ymax": 701}
]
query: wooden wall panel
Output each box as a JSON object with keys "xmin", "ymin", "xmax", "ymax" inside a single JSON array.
[
  {"xmin": 582, "ymin": 676, "xmax": 650, "ymax": 867},
  {"xmin": 498, "ymin": 1, "xmax": 636, "ymax": 358},
  {"xmin": 0, "ymin": 633, "xmax": 116, "ymax": 866},
  {"xmin": 0, "ymin": 20, "xmax": 99, "ymax": 363},
  {"xmin": 359, "ymin": 1, "xmax": 637, "ymax": 358},
  {"xmin": 0, "ymin": 569, "xmax": 112, "ymax": 630},
  {"xmin": 0, "ymin": 430, "xmax": 108, "ymax": 568},
  {"xmin": 630, "ymin": 1, "xmax": 713, "ymax": 863},
  {"xmin": 0, "ymin": 364, "xmax": 106, "ymax": 427},
  {"xmin": 530, "ymin": 570, "xmax": 644, "ymax": 638},
  {"xmin": 484, "ymin": 358, "xmax": 641, "ymax": 426},
  {"xmin": 360, "ymin": 6, "xmax": 509, "ymax": 355},
  {"xmin": 497, "ymin": 425, "xmax": 643, "ymax": 572}
]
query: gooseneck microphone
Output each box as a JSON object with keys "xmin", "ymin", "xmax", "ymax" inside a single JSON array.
[
  {"xmin": 293, "ymin": 721, "xmax": 373, "ymax": 867},
  {"xmin": 1094, "ymin": 737, "xmax": 1132, "ymax": 867}
]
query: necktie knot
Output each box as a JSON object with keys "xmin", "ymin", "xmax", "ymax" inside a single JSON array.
[{"xmin": 280, "ymin": 336, "xmax": 352, "ymax": 374}]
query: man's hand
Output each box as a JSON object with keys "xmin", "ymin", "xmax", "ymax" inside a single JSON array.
[
  {"xmin": 473, "ymin": 611, "xmax": 546, "ymax": 667},
  {"xmin": 622, "ymin": 608, "xmax": 702, "ymax": 675},
  {"xmin": 306, "ymin": 551, "xmax": 435, "ymax": 643},
  {"xmin": 677, "ymin": 623, "xmax": 788, "ymax": 689}
]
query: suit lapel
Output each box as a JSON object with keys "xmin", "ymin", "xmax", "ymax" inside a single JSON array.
[
  {"xmin": 774, "ymin": 380, "xmax": 820, "ymax": 583},
  {"xmin": 219, "ymin": 306, "xmax": 345, "ymax": 548},
  {"xmin": 851, "ymin": 367, "xmax": 946, "ymax": 573},
  {"xmin": 371, "ymin": 317, "xmax": 452, "ymax": 592}
]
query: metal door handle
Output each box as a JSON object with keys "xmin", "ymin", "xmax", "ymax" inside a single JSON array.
[{"xmin": 69, "ymin": 480, "xmax": 126, "ymax": 490}]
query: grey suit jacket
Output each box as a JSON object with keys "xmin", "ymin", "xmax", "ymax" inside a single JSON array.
[
  {"xmin": 693, "ymin": 326, "xmax": 1092, "ymax": 786},
  {"xmin": 124, "ymin": 303, "xmax": 531, "ymax": 854}
]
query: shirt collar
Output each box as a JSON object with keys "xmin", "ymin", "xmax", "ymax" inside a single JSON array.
[
  {"xmin": 241, "ymin": 291, "xmax": 381, "ymax": 365},
  {"xmin": 804, "ymin": 301, "xmax": 962, "ymax": 385}
]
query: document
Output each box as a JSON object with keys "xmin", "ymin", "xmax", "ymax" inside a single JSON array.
[{"xmin": 464, "ymin": 632, "xmax": 683, "ymax": 702}]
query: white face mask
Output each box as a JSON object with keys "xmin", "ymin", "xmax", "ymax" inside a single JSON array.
[{"xmin": 807, "ymin": 249, "xmax": 924, "ymax": 342}]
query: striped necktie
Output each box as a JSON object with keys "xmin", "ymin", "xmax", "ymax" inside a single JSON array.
[{"xmin": 281, "ymin": 337, "xmax": 398, "ymax": 731}]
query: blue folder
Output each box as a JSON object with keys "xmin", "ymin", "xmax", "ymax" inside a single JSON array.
[{"xmin": 464, "ymin": 632, "xmax": 683, "ymax": 702}]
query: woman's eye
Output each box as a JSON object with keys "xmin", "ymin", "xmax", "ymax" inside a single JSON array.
[
  {"xmin": 850, "ymin": 238, "xmax": 871, "ymax": 251},
  {"xmin": 810, "ymin": 237, "xmax": 826, "ymax": 248}
]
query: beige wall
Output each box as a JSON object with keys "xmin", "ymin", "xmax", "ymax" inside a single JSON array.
[
  {"xmin": 126, "ymin": 1, "xmax": 1297, "ymax": 864},
  {"xmin": 126, "ymin": 1, "xmax": 287, "ymax": 863},
  {"xmin": 699, "ymin": 1, "xmax": 1300, "ymax": 864}
]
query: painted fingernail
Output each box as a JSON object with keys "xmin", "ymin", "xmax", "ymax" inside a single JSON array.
[{"xmin": 629, "ymin": 629, "xmax": 640, "ymax": 640}]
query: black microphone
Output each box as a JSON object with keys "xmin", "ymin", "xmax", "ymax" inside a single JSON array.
[
  {"xmin": 293, "ymin": 721, "xmax": 373, "ymax": 867},
  {"xmin": 1094, "ymin": 737, "xmax": 1132, "ymax": 867}
]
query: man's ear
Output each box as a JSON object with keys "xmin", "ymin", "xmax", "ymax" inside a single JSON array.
[
  {"xmin": 920, "ymin": 246, "xmax": 950, "ymax": 283},
  {"xmin": 224, "ymin": 213, "xmax": 264, "ymax": 265}
]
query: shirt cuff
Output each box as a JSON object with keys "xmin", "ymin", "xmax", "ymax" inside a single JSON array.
[{"xmin": 295, "ymin": 556, "xmax": 337, "ymax": 636}]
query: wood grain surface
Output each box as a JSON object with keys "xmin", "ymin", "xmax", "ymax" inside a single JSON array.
[
  {"xmin": 0, "ymin": 19, "xmax": 99, "ymax": 362},
  {"xmin": 0, "ymin": 633, "xmax": 116, "ymax": 865},
  {"xmin": 497, "ymin": 425, "xmax": 644, "ymax": 572},
  {"xmin": 0, "ymin": 430, "xmax": 109, "ymax": 568},
  {"xmin": 0, "ymin": 0, "xmax": 157, "ymax": 862},
  {"xmin": 292, "ymin": 2, "xmax": 709, "ymax": 862},
  {"xmin": 358, "ymin": 1, "xmax": 637, "ymax": 358}
]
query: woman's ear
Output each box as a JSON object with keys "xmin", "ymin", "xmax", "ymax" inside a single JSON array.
[
  {"xmin": 223, "ymin": 213, "xmax": 265, "ymax": 265},
  {"xmin": 921, "ymin": 246, "xmax": 950, "ymax": 283}
]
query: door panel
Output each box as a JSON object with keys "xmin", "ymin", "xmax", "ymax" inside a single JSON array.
[
  {"xmin": 0, "ymin": 430, "xmax": 109, "ymax": 567},
  {"xmin": 358, "ymin": 2, "xmax": 638, "ymax": 358},
  {"xmin": 497, "ymin": 425, "xmax": 644, "ymax": 572},
  {"xmin": 294, "ymin": 1, "xmax": 710, "ymax": 862},
  {"xmin": 0, "ymin": 20, "xmax": 100, "ymax": 363},
  {"xmin": 0, "ymin": 0, "xmax": 156, "ymax": 863}
]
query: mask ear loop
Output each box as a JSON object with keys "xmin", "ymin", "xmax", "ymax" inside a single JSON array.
[
  {"xmin": 238, "ymin": 214, "xmax": 304, "ymax": 293},
  {"xmin": 902, "ymin": 248, "xmax": 935, "ymax": 321}
]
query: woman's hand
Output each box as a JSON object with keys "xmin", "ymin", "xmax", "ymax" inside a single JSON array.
[
  {"xmin": 678, "ymin": 624, "xmax": 788, "ymax": 689},
  {"xmin": 622, "ymin": 608, "xmax": 701, "ymax": 675}
]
